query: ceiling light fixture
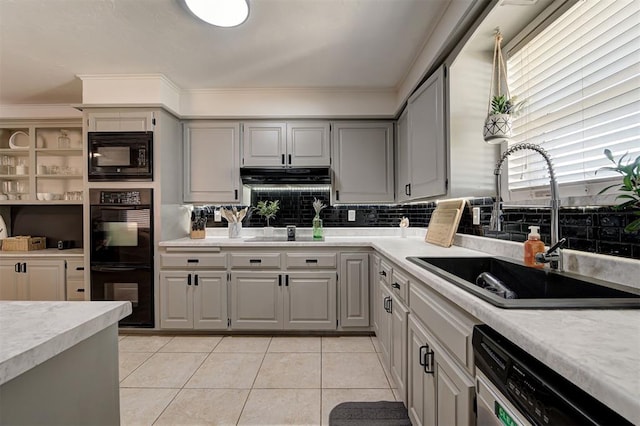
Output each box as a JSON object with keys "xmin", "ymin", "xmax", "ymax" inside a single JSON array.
[{"xmin": 185, "ymin": 0, "xmax": 249, "ymax": 28}]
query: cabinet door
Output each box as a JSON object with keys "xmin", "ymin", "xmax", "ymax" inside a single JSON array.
[
  {"xmin": 66, "ymin": 259, "xmax": 86, "ymax": 301},
  {"xmin": 25, "ymin": 260, "xmax": 65, "ymax": 301},
  {"xmin": 339, "ymin": 253, "xmax": 369, "ymax": 327},
  {"xmin": 370, "ymin": 254, "xmax": 381, "ymax": 334},
  {"xmin": 159, "ymin": 271, "xmax": 193, "ymax": 329},
  {"xmin": 242, "ymin": 122, "xmax": 286, "ymax": 167},
  {"xmin": 408, "ymin": 66, "xmax": 446, "ymax": 199},
  {"xmin": 193, "ymin": 271, "xmax": 228, "ymax": 330},
  {"xmin": 284, "ymin": 272, "xmax": 336, "ymax": 330},
  {"xmin": 0, "ymin": 261, "xmax": 22, "ymax": 300},
  {"xmin": 390, "ymin": 298, "xmax": 409, "ymax": 405},
  {"xmin": 88, "ymin": 112, "xmax": 154, "ymax": 132},
  {"xmin": 184, "ymin": 122, "xmax": 240, "ymax": 203},
  {"xmin": 407, "ymin": 315, "xmax": 436, "ymax": 426},
  {"xmin": 395, "ymin": 109, "xmax": 410, "ymax": 202},
  {"xmin": 377, "ymin": 283, "xmax": 392, "ymax": 371},
  {"xmin": 286, "ymin": 121, "xmax": 331, "ymax": 167},
  {"xmin": 435, "ymin": 345, "xmax": 475, "ymax": 426},
  {"xmin": 332, "ymin": 122, "xmax": 394, "ymax": 203},
  {"xmin": 230, "ymin": 272, "xmax": 283, "ymax": 330}
]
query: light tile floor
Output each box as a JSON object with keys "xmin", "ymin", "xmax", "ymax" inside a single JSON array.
[{"xmin": 118, "ymin": 335, "xmax": 398, "ymax": 426}]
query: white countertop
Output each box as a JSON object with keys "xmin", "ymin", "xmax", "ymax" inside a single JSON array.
[
  {"xmin": 160, "ymin": 232, "xmax": 640, "ymax": 423},
  {"xmin": 0, "ymin": 248, "xmax": 84, "ymax": 258},
  {"xmin": 0, "ymin": 301, "xmax": 131, "ymax": 386}
]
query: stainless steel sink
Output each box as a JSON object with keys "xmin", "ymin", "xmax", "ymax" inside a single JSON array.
[
  {"xmin": 243, "ymin": 236, "xmax": 322, "ymax": 242},
  {"xmin": 407, "ymin": 256, "xmax": 640, "ymax": 309}
]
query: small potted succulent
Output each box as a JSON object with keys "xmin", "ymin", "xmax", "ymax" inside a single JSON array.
[
  {"xmin": 483, "ymin": 95, "xmax": 525, "ymax": 143},
  {"xmin": 597, "ymin": 149, "xmax": 640, "ymax": 232},
  {"xmin": 255, "ymin": 200, "xmax": 280, "ymax": 237}
]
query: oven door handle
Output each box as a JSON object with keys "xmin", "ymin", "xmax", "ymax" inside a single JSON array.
[{"xmin": 91, "ymin": 265, "xmax": 149, "ymax": 272}]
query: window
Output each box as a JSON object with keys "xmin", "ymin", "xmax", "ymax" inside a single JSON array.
[{"xmin": 505, "ymin": 0, "xmax": 639, "ymax": 197}]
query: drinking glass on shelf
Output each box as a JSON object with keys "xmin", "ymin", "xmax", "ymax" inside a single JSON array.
[
  {"xmin": 50, "ymin": 165, "xmax": 60, "ymax": 175},
  {"xmin": 58, "ymin": 130, "xmax": 70, "ymax": 149}
]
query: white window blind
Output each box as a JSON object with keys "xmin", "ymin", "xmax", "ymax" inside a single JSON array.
[{"xmin": 506, "ymin": 0, "xmax": 640, "ymax": 192}]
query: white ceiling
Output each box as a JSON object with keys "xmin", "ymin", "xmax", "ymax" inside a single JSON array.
[{"xmin": 0, "ymin": 0, "xmax": 451, "ymax": 106}]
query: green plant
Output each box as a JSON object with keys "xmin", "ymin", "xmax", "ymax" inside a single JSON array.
[
  {"xmin": 255, "ymin": 200, "xmax": 280, "ymax": 227},
  {"xmin": 597, "ymin": 149, "xmax": 640, "ymax": 232},
  {"xmin": 490, "ymin": 95, "xmax": 525, "ymax": 117}
]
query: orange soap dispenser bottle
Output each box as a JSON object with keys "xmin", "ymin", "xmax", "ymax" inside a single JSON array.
[{"xmin": 524, "ymin": 225, "xmax": 545, "ymax": 268}]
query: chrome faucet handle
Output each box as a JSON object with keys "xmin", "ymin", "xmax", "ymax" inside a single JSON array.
[{"xmin": 534, "ymin": 238, "xmax": 567, "ymax": 268}]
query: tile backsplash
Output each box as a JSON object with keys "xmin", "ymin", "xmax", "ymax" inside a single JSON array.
[{"xmin": 200, "ymin": 190, "xmax": 639, "ymax": 260}]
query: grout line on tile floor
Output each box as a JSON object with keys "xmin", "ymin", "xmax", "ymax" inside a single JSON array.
[{"xmin": 236, "ymin": 337, "xmax": 272, "ymax": 424}]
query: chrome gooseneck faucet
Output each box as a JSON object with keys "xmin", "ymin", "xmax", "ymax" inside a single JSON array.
[{"xmin": 490, "ymin": 143, "xmax": 565, "ymax": 271}]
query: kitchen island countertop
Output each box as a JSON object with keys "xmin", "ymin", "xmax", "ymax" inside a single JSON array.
[{"xmin": 160, "ymin": 232, "xmax": 640, "ymax": 423}]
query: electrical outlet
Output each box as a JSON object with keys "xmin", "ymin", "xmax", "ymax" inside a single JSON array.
[
  {"xmin": 472, "ymin": 207, "xmax": 481, "ymax": 225},
  {"xmin": 348, "ymin": 210, "xmax": 356, "ymax": 222},
  {"xmin": 214, "ymin": 209, "xmax": 222, "ymax": 222}
]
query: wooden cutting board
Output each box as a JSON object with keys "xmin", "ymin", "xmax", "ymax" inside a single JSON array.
[{"xmin": 425, "ymin": 199, "xmax": 466, "ymax": 247}]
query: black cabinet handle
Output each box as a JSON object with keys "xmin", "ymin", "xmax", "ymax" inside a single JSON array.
[
  {"xmin": 281, "ymin": 154, "xmax": 285, "ymax": 164},
  {"xmin": 15, "ymin": 263, "xmax": 20, "ymax": 273},
  {"xmin": 419, "ymin": 344, "xmax": 435, "ymax": 374},
  {"xmin": 77, "ymin": 288, "xmax": 85, "ymax": 293},
  {"xmin": 392, "ymin": 283, "xmax": 400, "ymax": 289},
  {"xmin": 279, "ymin": 275, "xmax": 282, "ymax": 287},
  {"xmin": 379, "ymin": 270, "xmax": 386, "ymax": 277},
  {"xmin": 336, "ymin": 190, "xmax": 340, "ymax": 201},
  {"xmin": 288, "ymin": 154, "xmax": 292, "ymax": 165},
  {"xmin": 22, "ymin": 263, "xmax": 26, "ymax": 273},
  {"xmin": 388, "ymin": 298, "xmax": 393, "ymax": 314},
  {"xmin": 235, "ymin": 189, "xmax": 238, "ymax": 199},
  {"xmin": 194, "ymin": 274, "xmax": 199, "ymax": 286},
  {"xmin": 187, "ymin": 274, "xmax": 192, "ymax": 286},
  {"xmin": 305, "ymin": 259, "xmax": 318, "ymax": 263},
  {"xmin": 76, "ymin": 266, "xmax": 84, "ymax": 271},
  {"xmin": 383, "ymin": 296, "xmax": 390, "ymax": 313},
  {"xmin": 285, "ymin": 275, "xmax": 289, "ymax": 287},
  {"xmin": 187, "ymin": 259, "xmax": 199, "ymax": 263},
  {"xmin": 249, "ymin": 259, "xmax": 262, "ymax": 264},
  {"xmin": 405, "ymin": 183, "xmax": 411, "ymax": 196}
]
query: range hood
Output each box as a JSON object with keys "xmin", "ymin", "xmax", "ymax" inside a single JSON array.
[{"xmin": 240, "ymin": 167, "xmax": 332, "ymax": 185}]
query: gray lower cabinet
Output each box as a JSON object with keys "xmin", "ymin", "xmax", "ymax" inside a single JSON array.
[
  {"xmin": 0, "ymin": 259, "xmax": 66, "ymax": 301},
  {"xmin": 370, "ymin": 253, "xmax": 381, "ymax": 334},
  {"xmin": 339, "ymin": 253, "xmax": 369, "ymax": 327},
  {"xmin": 230, "ymin": 271, "xmax": 337, "ymax": 330},
  {"xmin": 407, "ymin": 315, "xmax": 475, "ymax": 426},
  {"xmin": 159, "ymin": 270, "xmax": 228, "ymax": 330}
]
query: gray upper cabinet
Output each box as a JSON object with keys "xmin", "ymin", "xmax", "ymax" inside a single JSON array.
[
  {"xmin": 242, "ymin": 121, "xmax": 287, "ymax": 167},
  {"xmin": 87, "ymin": 111, "xmax": 154, "ymax": 132},
  {"xmin": 395, "ymin": 109, "xmax": 410, "ymax": 203},
  {"xmin": 331, "ymin": 122, "xmax": 394, "ymax": 203},
  {"xmin": 406, "ymin": 65, "xmax": 447, "ymax": 199},
  {"xmin": 242, "ymin": 121, "xmax": 330, "ymax": 167},
  {"xmin": 183, "ymin": 121, "xmax": 240, "ymax": 203},
  {"xmin": 287, "ymin": 121, "xmax": 331, "ymax": 167}
]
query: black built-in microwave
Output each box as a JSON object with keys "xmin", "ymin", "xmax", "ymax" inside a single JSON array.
[{"xmin": 88, "ymin": 131, "xmax": 153, "ymax": 181}]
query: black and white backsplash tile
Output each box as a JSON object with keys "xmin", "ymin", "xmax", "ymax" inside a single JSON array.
[{"xmin": 198, "ymin": 190, "xmax": 639, "ymax": 260}]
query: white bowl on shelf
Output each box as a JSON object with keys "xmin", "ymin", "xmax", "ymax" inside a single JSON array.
[
  {"xmin": 37, "ymin": 193, "xmax": 46, "ymax": 201},
  {"xmin": 8, "ymin": 131, "xmax": 29, "ymax": 149}
]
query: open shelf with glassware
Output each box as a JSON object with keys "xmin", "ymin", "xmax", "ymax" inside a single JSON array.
[{"xmin": 0, "ymin": 121, "xmax": 83, "ymax": 204}]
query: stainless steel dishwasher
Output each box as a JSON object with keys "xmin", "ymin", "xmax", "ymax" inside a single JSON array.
[{"xmin": 472, "ymin": 325, "xmax": 632, "ymax": 426}]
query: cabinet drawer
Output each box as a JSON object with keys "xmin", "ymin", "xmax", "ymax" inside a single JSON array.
[
  {"xmin": 230, "ymin": 253, "xmax": 281, "ymax": 269},
  {"xmin": 66, "ymin": 260, "xmax": 85, "ymax": 279},
  {"xmin": 160, "ymin": 253, "xmax": 227, "ymax": 269},
  {"xmin": 390, "ymin": 268, "xmax": 409, "ymax": 305},
  {"xmin": 286, "ymin": 253, "xmax": 337, "ymax": 269},
  {"xmin": 66, "ymin": 279, "xmax": 86, "ymax": 301},
  {"xmin": 409, "ymin": 283, "xmax": 480, "ymax": 371},
  {"xmin": 378, "ymin": 259, "xmax": 392, "ymax": 286}
]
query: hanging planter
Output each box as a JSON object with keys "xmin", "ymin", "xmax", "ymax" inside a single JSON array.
[{"xmin": 483, "ymin": 31, "xmax": 524, "ymax": 144}]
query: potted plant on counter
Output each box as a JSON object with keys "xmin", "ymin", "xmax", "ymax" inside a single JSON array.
[
  {"xmin": 597, "ymin": 149, "xmax": 640, "ymax": 232},
  {"xmin": 255, "ymin": 200, "xmax": 280, "ymax": 237}
]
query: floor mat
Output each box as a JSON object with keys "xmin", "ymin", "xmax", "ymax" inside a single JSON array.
[{"xmin": 328, "ymin": 401, "xmax": 412, "ymax": 426}]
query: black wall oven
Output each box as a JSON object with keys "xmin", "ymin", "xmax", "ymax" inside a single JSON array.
[
  {"xmin": 90, "ymin": 189, "xmax": 153, "ymax": 327},
  {"xmin": 88, "ymin": 131, "xmax": 153, "ymax": 181}
]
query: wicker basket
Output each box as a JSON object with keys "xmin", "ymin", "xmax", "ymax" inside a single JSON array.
[{"xmin": 2, "ymin": 236, "xmax": 46, "ymax": 251}]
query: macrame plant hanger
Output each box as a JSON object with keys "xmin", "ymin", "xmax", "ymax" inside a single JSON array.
[{"xmin": 483, "ymin": 30, "xmax": 513, "ymax": 143}]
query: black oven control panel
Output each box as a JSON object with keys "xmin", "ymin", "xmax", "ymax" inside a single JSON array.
[{"xmin": 100, "ymin": 191, "xmax": 142, "ymax": 205}]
